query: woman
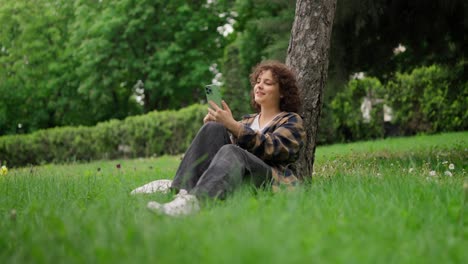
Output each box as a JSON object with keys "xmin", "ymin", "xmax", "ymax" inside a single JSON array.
[{"xmin": 142, "ymin": 60, "xmax": 306, "ymax": 216}]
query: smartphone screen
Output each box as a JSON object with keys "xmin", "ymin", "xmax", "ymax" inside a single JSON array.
[{"xmin": 205, "ymin": 84, "xmax": 222, "ymax": 108}]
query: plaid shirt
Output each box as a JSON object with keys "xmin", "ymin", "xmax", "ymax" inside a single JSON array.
[{"xmin": 232, "ymin": 112, "xmax": 306, "ymax": 191}]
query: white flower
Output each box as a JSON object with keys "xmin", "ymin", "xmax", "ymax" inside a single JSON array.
[
  {"xmin": 449, "ymin": 164, "xmax": 455, "ymax": 170},
  {"xmin": 409, "ymin": 168, "xmax": 414, "ymax": 173},
  {"xmin": 444, "ymin": 171, "xmax": 453, "ymax": 177},
  {"xmin": 393, "ymin": 44, "xmax": 406, "ymax": 55},
  {"xmin": 429, "ymin": 170, "xmax": 437, "ymax": 177}
]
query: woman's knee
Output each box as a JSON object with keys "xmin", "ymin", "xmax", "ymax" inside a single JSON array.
[
  {"xmin": 217, "ymin": 144, "xmax": 244, "ymax": 158},
  {"xmin": 200, "ymin": 122, "xmax": 226, "ymax": 134}
]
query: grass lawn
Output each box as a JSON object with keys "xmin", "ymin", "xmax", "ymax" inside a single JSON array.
[{"xmin": 1, "ymin": 132, "xmax": 467, "ymax": 263}]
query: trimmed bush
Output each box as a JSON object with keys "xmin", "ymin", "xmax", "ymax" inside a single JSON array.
[
  {"xmin": 386, "ymin": 64, "xmax": 468, "ymax": 134},
  {"xmin": 0, "ymin": 104, "xmax": 206, "ymax": 167},
  {"xmin": 330, "ymin": 77, "xmax": 386, "ymax": 142},
  {"xmin": 330, "ymin": 63, "xmax": 467, "ymax": 142}
]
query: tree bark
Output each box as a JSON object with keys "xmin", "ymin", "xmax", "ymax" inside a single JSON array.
[{"xmin": 286, "ymin": 0, "xmax": 337, "ymax": 180}]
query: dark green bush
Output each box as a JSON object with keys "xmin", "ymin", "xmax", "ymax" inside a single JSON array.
[
  {"xmin": 0, "ymin": 104, "xmax": 206, "ymax": 167},
  {"xmin": 330, "ymin": 77, "xmax": 386, "ymax": 142},
  {"xmin": 330, "ymin": 63, "xmax": 467, "ymax": 142},
  {"xmin": 386, "ymin": 64, "xmax": 468, "ymax": 134}
]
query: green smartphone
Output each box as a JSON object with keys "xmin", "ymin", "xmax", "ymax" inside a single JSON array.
[{"xmin": 205, "ymin": 84, "xmax": 223, "ymax": 108}]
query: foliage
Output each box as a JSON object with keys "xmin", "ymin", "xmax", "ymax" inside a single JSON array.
[
  {"xmin": 0, "ymin": 0, "xmax": 77, "ymax": 134},
  {"xmin": 0, "ymin": 0, "xmax": 231, "ymax": 135},
  {"xmin": 0, "ymin": 132, "xmax": 466, "ymax": 263},
  {"xmin": 0, "ymin": 104, "xmax": 206, "ymax": 167},
  {"xmin": 386, "ymin": 63, "xmax": 468, "ymax": 134},
  {"xmin": 330, "ymin": 77, "xmax": 385, "ymax": 142},
  {"xmin": 330, "ymin": 64, "xmax": 468, "ymax": 142},
  {"xmin": 330, "ymin": 0, "xmax": 468, "ymax": 80},
  {"xmin": 70, "ymin": 0, "xmax": 231, "ymax": 113}
]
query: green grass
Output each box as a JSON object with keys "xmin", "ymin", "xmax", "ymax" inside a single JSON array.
[{"xmin": 1, "ymin": 132, "xmax": 467, "ymax": 264}]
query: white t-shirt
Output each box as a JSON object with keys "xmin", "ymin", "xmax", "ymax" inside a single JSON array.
[
  {"xmin": 250, "ymin": 115, "xmax": 261, "ymax": 131},
  {"xmin": 250, "ymin": 113, "xmax": 283, "ymax": 132}
]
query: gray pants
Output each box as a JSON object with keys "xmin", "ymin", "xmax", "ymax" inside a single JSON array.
[{"xmin": 171, "ymin": 122, "xmax": 272, "ymax": 199}]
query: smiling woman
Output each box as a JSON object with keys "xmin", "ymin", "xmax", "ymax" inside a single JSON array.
[
  {"xmin": 136, "ymin": 60, "xmax": 306, "ymax": 217},
  {"xmin": 249, "ymin": 61, "xmax": 302, "ymax": 114}
]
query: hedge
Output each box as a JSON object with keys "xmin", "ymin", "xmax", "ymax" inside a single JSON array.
[
  {"xmin": 0, "ymin": 104, "xmax": 206, "ymax": 167},
  {"xmin": 330, "ymin": 63, "xmax": 468, "ymax": 142}
]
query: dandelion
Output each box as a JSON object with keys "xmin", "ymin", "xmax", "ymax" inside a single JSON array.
[
  {"xmin": 1, "ymin": 165, "xmax": 7, "ymax": 176},
  {"xmin": 10, "ymin": 209, "xmax": 16, "ymax": 222},
  {"xmin": 444, "ymin": 171, "xmax": 453, "ymax": 177},
  {"xmin": 425, "ymin": 176, "xmax": 437, "ymax": 182},
  {"xmin": 449, "ymin": 164, "xmax": 455, "ymax": 170},
  {"xmin": 429, "ymin": 170, "xmax": 437, "ymax": 177}
]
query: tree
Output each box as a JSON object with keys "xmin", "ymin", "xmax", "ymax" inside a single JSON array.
[
  {"xmin": 0, "ymin": 0, "xmax": 233, "ymax": 135},
  {"xmin": 286, "ymin": 0, "xmax": 337, "ymax": 179},
  {"xmin": 70, "ymin": 0, "xmax": 232, "ymax": 116},
  {"xmin": 0, "ymin": 0, "xmax": 76, "ymax": 134}
]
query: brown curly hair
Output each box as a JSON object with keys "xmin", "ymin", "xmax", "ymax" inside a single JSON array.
[{"xmin": 249, "ymin": 60, "xmax": 302, "ymax": 113}]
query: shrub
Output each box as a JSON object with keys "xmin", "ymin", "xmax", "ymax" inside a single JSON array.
[
  {"xmin": 330, "ymin": 63, "xmax": 467, "ymax": 143},
  {"xmin": 330, "ymin": 77, "xmax": 386, "ymax": 142},
  {"xmin": 386, "ymin": 63, "xmax": 468, "ymax": 134},
  {"xmin": 0, "ymin": 104, "xmax": 206, "ymax": 167}
]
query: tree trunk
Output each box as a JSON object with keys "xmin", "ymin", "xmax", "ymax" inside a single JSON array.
[{"xmin": 286, "ymin": 0, "xmax": 337, "ymax": 180}]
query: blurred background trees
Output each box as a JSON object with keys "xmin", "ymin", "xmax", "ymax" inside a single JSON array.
[
  {"xmin": 1, "ymin": 0, "xmax": 466, "ymax": 144},
  {"xmin": 0, "ymin": 0, "xmax": 231, "ymax": 134}
]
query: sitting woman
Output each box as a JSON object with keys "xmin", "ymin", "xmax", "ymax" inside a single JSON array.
[{"xmin": 142, "ymin": 60, "xmax": 306, "ymax": 216}]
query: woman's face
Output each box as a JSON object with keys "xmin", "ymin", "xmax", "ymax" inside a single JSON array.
[{"xmin": 254, "ymin": 70, "xmax": 282, "ymax": 109}]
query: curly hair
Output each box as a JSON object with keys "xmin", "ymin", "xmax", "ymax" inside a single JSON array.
[{"xmin": 249, "ymin": 60, "xmax": 302, "ymax": 113}]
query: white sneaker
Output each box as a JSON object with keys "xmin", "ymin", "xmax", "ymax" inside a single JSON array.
[
  {"xmin": 130, "ymin": 179, "xmax": 173, "ymax": 194},
  {"xmin": 147, "ymin": 189, "xmax": 200, "ymax": 217}
]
